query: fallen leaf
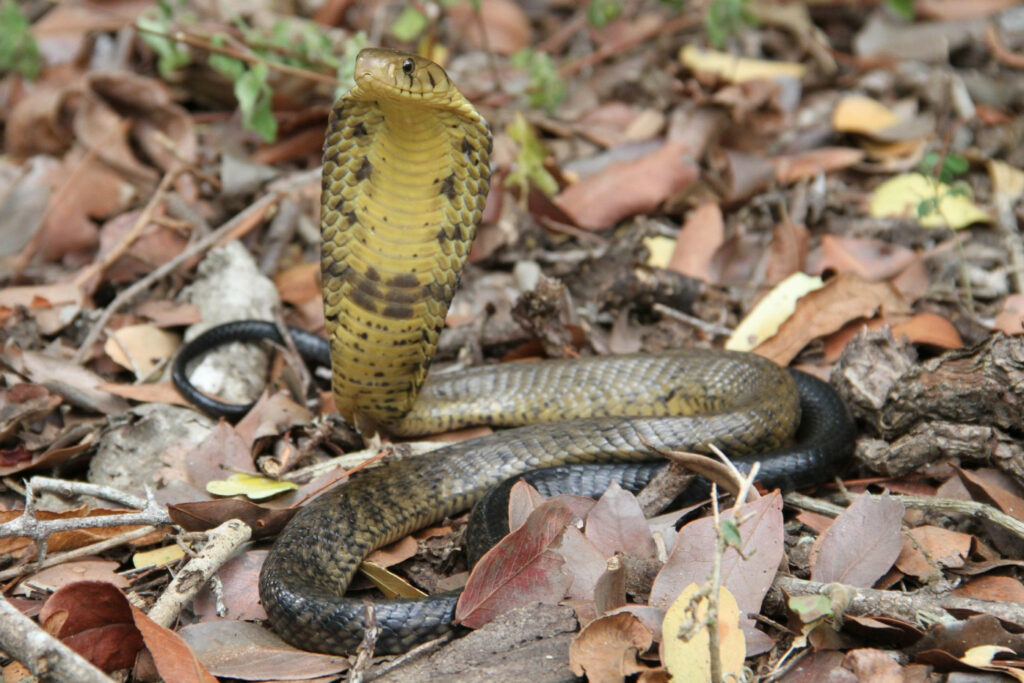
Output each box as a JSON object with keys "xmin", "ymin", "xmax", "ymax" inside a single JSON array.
[
  {"xmin": 810, "ymin": 492, "xmax": 904, "ymax": 587},
  {"xmin": 751, "ymin": 272, "xmax": 910, "ymax": 365},
  {"xmin": 951, "ymin": 575, "xmax": 1024, "ymax": 603},
  {"xmin": 447, "ymin": 0, "xmax": 531, "ymax": 55},
  {"xmin": 832, "ymin": 95, "xmax": 901, "ymax": 136},
  {"xmin": 179, "ymin": 621, "xmax": 348, "ymax": 679},
  {"xmin": 104, "ymin": 324, "xmax": 181, "ymax": 377},
  {"xmin": 869, "ymin": 173, "xmax": 991, "ymax": 229},
  {"xmin": 661, "ymin": 585, "xmax": 745, "ymax": 682},
  {"xmin": 192, "ymin": 550, "xmax": 268, "ymax": 623},
  {"xmin": 583, "ymin": 482, "xmax": 656, "ymax": 559},
  {"xmin": 554, "ymin": 141, "xmax": 698, "ymax": 230},
  {"xmin": 360, "ymin": 560, "xmax": 428, "ymax": 599},
  {"xmin": 455, "ymin": 498, "xmax": 575, "ymax": 629},
  {"xmin": 130, "ymin": 603, "xmax": 217, "ymax": 683},
  {"xmin": 773, "ymin": 147, "xmax": 865, "ymax": 184},
  {"xmin": 555, "ymin": 526, "xmax": 608, "ymax": 601},
  {"xmin": 39, "ymin": 581, "xmax": 145, "ymax": 673},
  {"xmin": 764, "ymin": 219, "xmax": 809, "ymax": 285},
  {"xmin": 666, "ymin": 202, "xmax": 724, "ymax": 282},
  {"xmin": 988, "ymin": 159, "xmax": 1024, "ymax": 201},
  {"xmin": 679, "ymin": 44, "xmax": 806, "ymax": 83},
  {"xmin": 895, "ymin": 525, "xmax": 971, "ymax": 578},
  {"xmin": 643, "ymin": 235, "xmax": 676, "ymax": 270},
  {"xmin": 994, "ymin": 294, "xmax": 1024, "ymax": 335},
  {"xmin": 650, "ymin": 493, "xmax": 783, "ymax": 654},
  {"xmin": 17, "ymin": 560, "xmax": 127, "ymax": 595},
  {"xmin": 569, "ymin": 612, "xmax": 654, "ymax": 680},
  {"xmin": 726, "ymin": 272, "xmax": 824, "ymax": 352},
  {"xmin": 274, "ymin": 262, "xmax": 320, "ymax": 305},
  {"xmin": 133, "ymin": 544, "xmax": 187, "ymax": 569},
  {"xmin": 818, "ymin": 234, "xmax": 918, "ymax": 282},
  {"xmin": 206, "ymin": 473, "xmax": 298, "ymax": 501}
]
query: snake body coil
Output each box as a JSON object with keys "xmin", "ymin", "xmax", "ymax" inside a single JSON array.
[{"xmin": 170, "ymin": 48, "xmax": 856, "ymax": 655}]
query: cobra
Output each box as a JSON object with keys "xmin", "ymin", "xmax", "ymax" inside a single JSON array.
[{"xmin": 172, "ymin": 48, "xmax": 854, "ymax": 655}]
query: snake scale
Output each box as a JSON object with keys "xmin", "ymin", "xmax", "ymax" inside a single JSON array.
[{"xmin": 172, "ymin": 48, "xmax": 854, "ymax": 655}]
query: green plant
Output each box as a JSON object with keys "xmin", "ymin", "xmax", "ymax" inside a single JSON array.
[
  {"xmin": 704, "ymin": 0, "xmax": 755, "ymax": 48},
  {"xmin": 587, "ymin": 0, "xmax": 622, "ymax": 28},
  {"xmin": 208, "ymin": 36, "xmax": 277, "ymax": 142},
  {"xmin": 916, "ymin": 151, "xmax": 969, "ymax": 218},
  {"xmin": 390, "ymin": 6, "xmax": 428, "ymax": 42},
  {"xmin": 886, "ymin": 0, "xmax": 915, "ymax": 21},
  {"xmin": 0, "ymin": 0, "xmax": 42, "ymax": 79},
  {"xmin": 138, "ymin": 0, "xmax": 193, "ymax": 77},
  {"xmin": 511, "ymin": 49, "xmax": 566, "ymax": 114}
]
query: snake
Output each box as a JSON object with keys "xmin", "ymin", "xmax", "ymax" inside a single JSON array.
[{"xmin": 171, "ymin": 48, "xmax": 855, "ymax": 655}]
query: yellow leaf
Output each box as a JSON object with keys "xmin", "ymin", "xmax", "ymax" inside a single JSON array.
[
  {"xmin": 679, "ymin": 45, "xmax": 805, "ymax": 84},
  {"xmin": 661, "ymin": 583, "xmax": 745, "ymax": 682},
  {"xmin": 360, "ymin": 560, "xmax": 428, "ymax": 599},
  {"xmin": 643, "ymin": 235, "xmax": 677, "ymax": 269},
  {"xmin": 104, "ymin": 324, "xmax": 181, "ymax": 378},
  {"xmin": 987, "ymin": 160, "xmax": 1024, "ymax": 201},
  {"xmin": 206, "ymin": 473, "xmax": 297, "ymax": 500},
  {"xmin": 869, "ymin": 173, "xmax": 991, "ymax": 230},
  {"xmin": 133, "ymin": 543, "xmax": 186, "ymax": 569},
  {"xmin": 832, "ymin": 96, "xmax": 900, "ymax": 136},
  {"xmin": 726, "ymin": 272, "xmax": 824, "ymax": 352}
]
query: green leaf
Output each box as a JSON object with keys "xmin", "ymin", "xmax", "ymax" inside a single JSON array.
[
  {"xmin": 506, "ymin": 111, "xmax": 559, "ymax": 197},
  {"xmin": 587, "ymin": 0, "xmax": 622, "ymax": 28},
  {"xmin": 391, "ymin": 6, "xmax": 428, "ymax": 42},
  {"xmin": 336, "ymin": 32, "xmax": 367, "ymax": 96},
  {"xmin": 511, "ymin": 49, "xmax": 566, "ymax": 114},
  {"xmin": 720, "ymin": 519, "xmax": 742, "ymax": 548},
  {"xmin": 234, "ymin": 61, "xmax": 277, "ymax": 142},
  {"xmin": 885, "ymin": 0, "xmax": 915, "ymax": 21},
  {"xmin": 0, "ymin": 0, "xmax": 41, "ymax": 79},
  {"xmin": 704, "ymin": 0, "xmax": 754, "ymax": 48}
]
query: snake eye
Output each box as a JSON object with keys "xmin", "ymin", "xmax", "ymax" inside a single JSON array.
[{"xmin": 401, "ymin": 58, "xmax": 414, "ymax": 75}]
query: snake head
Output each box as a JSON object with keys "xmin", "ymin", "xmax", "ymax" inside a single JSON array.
[{"xmin": 354, "ymin": 48, "xmax": 453, "ymax": 104}]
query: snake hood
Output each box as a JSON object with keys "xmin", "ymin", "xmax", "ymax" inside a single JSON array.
[{"xmin": 321, "ymin": 49, "xmax": 492, "ymax": 432}]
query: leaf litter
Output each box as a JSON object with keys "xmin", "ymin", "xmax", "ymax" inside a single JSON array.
[{"xmin": 1, "ymin": 0, "xmax": 1024, "ymax": 681}]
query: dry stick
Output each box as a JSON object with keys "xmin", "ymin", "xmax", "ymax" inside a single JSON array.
[
  {"xmin": 73, "ymin": 191, "xmax": 283, "ymax": 364},
  {"xmin": 557, "ymin": 12, "xmax": 701, "ymax": 78},
  {"xmin": 770, "ymin": 574, "xmax": 1024, "ymax": 629},
  {"xmin": 785, "ymin": 491, "xmax": 1024, "ymax": 540},
  {"xmin": 73, "ymin": 165, "xmax": 184, "ymax": 293},
  {"xmin": 146, "ymin": 519, "xmax": 252, "ymax": 628},
  {"xmin": 0, "ymin": 592, "xmax": 113, "ymax": 683},
  {"xmin": 0, "ymin": 526, "xmax": 159, "ymax": 582}
]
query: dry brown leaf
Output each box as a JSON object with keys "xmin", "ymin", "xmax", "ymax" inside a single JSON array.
[
  {"xmin": 951, "ymin": 575, "xmax": 1024, "ymax": 602},
  {"xmin": 666, "ymin": 202, "xmax": 723, "ymax": 282},
  {"xmin": 274, "ymin": 261, "xmax": 321, "ymax": 305},
  {"xmin": 447, "ymin": 0, "xmax": 531, "ymax": 55},
  {"xmin": 773, "ymin": 147, "xmax": 865, "ymax": 184},
  {"xmin": 994, "ymin": 294, "xmax": 1024, "ymax": 335},
  {"xmin": 97, "ymin": 381, "xmax": 190, "ymax": 407},
  {"xmin": 822, "ymin": 312, "xmax": 963, "ymax": 362},
  {"xmin": 104, "ymin": 324, "xmax": 181, "ymax": 377},
  {"xmin": 809, "ymin": 492, "xmax": 904, "ymax": 587},
  {"xmin": 918, "ymin": 0, "xmax": 1023, "ymax": 20},
  {"xmin": 818, "ymin": 235, "xmax": 917, "ymax": 281},
  {"xmin": 569, "ymin": 612, "xmax": 654, "ymax": 681},
  {"xmin": 753, "ymin": 272, "xmax": 910, "ymax": 365},
  {"xmin": 895, "ymin": 525, "xmax": 971, "ymax": 578},
  {"xmin": 764, "ymin": 219, "xmax": 808, "ymax": 285},
  {"xmin": 554, "ymin": 141, "xmax": 698, "ymax": 230}
]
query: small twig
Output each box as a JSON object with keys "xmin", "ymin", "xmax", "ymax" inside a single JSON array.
[
  {"xmin": 707, "ymin": 489, "xmax": 724, "ymax": 682},
  {"xmin": 652, "ymin": 303, "xmax": 734, "ymax": 338},
  {"xmin": 74, "ymin": 165, "xmax": 185, "ymax": 292},
  {"xmin": 147, "ymin": 519, "xmax": 252, "ymax": 628},
  {"xmin": 73, "ymin": 190, "xmax": 284, "ymax": 364},
  {"xmin": 0, "ymin": 592, "xmax": 113, "ymax": 683},
  {"xmin": 769, "ymin": 574, "xmax": 1024, "ymax": 629},
  {"xmin": 785, "ymin": 491, "xmax": 1024, "ymax": 540},
  {"xmin": 363, "ymin": 633, "xmax": 454, "ymax": 681},
  {"xmin": 0, "ymin": 526, "xmax": 159, "ymax": 582}
]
